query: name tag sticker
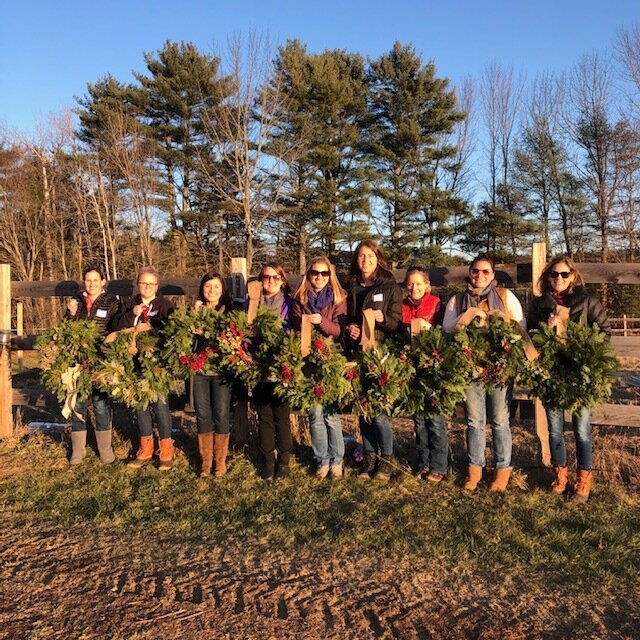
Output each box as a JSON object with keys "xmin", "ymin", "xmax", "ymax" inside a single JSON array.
[
  {"xmin": 373, "ymin": 293, "xmax": 383, "ymax": 302},
  {"xmin": 95, "ymin": 309, "xmax": 107, "ymax": 318}
]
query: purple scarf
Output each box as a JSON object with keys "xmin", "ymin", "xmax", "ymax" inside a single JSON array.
[
  {"xmin": 461, "ymin": 280, "xmax": 505, "ymax": 313},
  {"xmin": 307, "ymin": 286, "xmax": 334, "ymax": 313}
]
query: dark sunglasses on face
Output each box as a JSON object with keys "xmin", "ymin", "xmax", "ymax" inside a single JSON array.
[
  {"xmin": 261, "ymin": 274, "xmax": 281, "ymax": 282},
  {"xmin": 470, "ymin": 268, "xmax": 492, "ymax": 276},
  {"xmin": 308, "ymin": 269, "xmax": 330, "ymax": 277},
  {"xmin": 550, "ymin": 270, "xmax": 571, "ymax": 279}
]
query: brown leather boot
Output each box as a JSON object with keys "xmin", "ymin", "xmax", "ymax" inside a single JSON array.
[
  {"xmin": 490, "ymin": 468, "xmax": 511, "ymax": 492},
  {"xmin": 213, "ymin": 433, "xmax": 230, "ymax": 477},
  {"xmin": 127, "ymin": 436, "xmax": 154, "ymax": 469},
  {"xmin": 158, "ymin": 438, "xmax": 175, "ymax": 471},
  {"xmin": 551, "ymin": 466, "xmax": 568, "ymax": 494},
  {"xmin": 463, "ymin": 464, "xmax": 482, "ymax": 491},
  {"xmin": 197, "ymin": 432, "xmax": 214, "ymax": 477},
  {"xmin": 374, "ymin": 454, "xmax": 393, "ymax": 483},
  {"xmin": 571, "ymin": 469, "xmax": 592, "ymax": 503}
]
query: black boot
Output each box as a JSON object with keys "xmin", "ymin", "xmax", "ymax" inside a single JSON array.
[
  {"xmin": 374, "ymin": 454, "xmax": 393, "ymax": 483},
  {"xmin": 261, "ymin": 451, "xmax": 276, "ymax": 480},
  {"xmin": 358, "ymin": 451, "xmax": 377, "ymax": 479},
  {"xmin": 274, "ymin": 452, "xmax": 290, "ymax": 480}
]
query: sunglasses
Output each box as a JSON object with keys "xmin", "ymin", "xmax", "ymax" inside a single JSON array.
[
  {"xmin": 261, "ymin": 274, "xmax": 281, "ymax": 282},
  {"xmin": 308, "ymin": 269, "xmax": 330, "ymax": 277},
  {"xmin": 470, "ymin": 268, "xmax": 492, "ymax": 276},
  {"xmin": 550, "ymin": 270, "xmax": 571, "ymax": 279}
]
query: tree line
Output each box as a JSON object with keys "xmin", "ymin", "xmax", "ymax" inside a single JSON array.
[{"xmin": 1, "ymin": 29, "xmax": 639, "ymax": 297}]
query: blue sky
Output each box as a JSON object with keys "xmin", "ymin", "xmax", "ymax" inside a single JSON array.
[{"xmin": 1, "ymin": 0, "xmax": 638, "ymax": 136}]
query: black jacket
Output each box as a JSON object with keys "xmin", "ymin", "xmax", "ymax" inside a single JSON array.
[
  {"xmin": 64, "ymin": 292, "xmax": 120, "ymax": 335},
  {"xmin": 527, "ymin": 285, "xmax": 611, "ymax": 337},
  {"xmin": 345, "ymin": 276, "xmax": 402, "ymax": 355},
  {"xmin": 113, "ymin": 294, "xmax": 174, "ymax": 332}
]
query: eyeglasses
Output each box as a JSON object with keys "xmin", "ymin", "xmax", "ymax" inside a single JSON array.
[
  {"xmin": 470, "ymin": 268, "xmax": 492, "ymax": 276},
  {"xmin": 261, "ymin": 274, "xmax": 281, "ymax": 282},
  {"xmin": 137, "ymin": 281, "xmax": 158, "ymax": 287},
  {"xmin": 550, "ymin": 271, "xmax": 571, "ymax": 279},
  {"xmin": 308, "ymin": 269, "xmax": 330, "ymax": 277}
]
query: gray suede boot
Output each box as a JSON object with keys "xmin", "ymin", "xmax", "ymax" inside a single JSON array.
[
  {"xmin": 69, "ymin": 431, "xmax": 87, "ymax": 465},
  {"xmin": 95, "ymin": 429, "xmax": 116, "ymax": 464}
]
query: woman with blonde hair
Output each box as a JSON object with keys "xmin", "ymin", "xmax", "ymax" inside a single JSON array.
[
  {"xmin": 292, "ymin": 257, "xmax": 347, "ymax": 479},
  {"xmin": 527, "ymin": 255, "xmax": 610, "ymax": 502}
]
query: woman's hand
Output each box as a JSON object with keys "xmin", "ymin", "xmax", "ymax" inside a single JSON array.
[
  {"xmin": 373, "ymin": 310, "xmax": 384, "ymax": 324},
  {"xmin": 347, "ymin": 323, "xmax": 361, "ymax": 340},
  {"xmin": 66, "ymin": 298, "xmax": 79, "ymax": 316},
  {"xmin": 548, "ymin": 314, "xmax": 562, "ymax": 330},
  {"xmin": 309, "ymin": 313, "xmax": 322, "ymax": 325}
]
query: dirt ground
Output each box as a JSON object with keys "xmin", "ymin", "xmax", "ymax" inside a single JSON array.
[{"xmin": 1, "ymin": 516, "xmax": 639, "ymax": 640}]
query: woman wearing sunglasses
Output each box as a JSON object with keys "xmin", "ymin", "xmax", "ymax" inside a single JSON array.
[
  {"xmin": 345, "ymin": 240, "xmax": 403, "ymax": 482},
  {"xmin": 254, "ymin": 262, "xmax": 295, "ymax": 480},
  {"xmin": 527, "ymin": 256, "xmax": 610, "ymax": 502},
  {"xmin": 443, "ymin": 254, "xmax": 524, "ymax": 492},
  {"xmin": 292, "ymin": 257, "xmax": 347, "ymax": 480}
]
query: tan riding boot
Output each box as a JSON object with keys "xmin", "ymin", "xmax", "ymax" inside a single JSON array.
[
  {"xmin": 158, "ymin": 438, "xmax": 175, "ymax": 471},
  {"xmin": 463, "ymin": 464, "xmax": 482, "ymax": 491},
  {"xmin": 571, "ymin": 469, "xmax": 592, "ymax": 503},
  {"xmin": 490, "ymin": 468, "xmax": 511, "ymax": 492},
  {"xmin": 69, "ymin": 431, "xmax": 87, "ymax": 465},
  {"xmin": 128, "ymin": 436, "xmax": 154, "ymax": 469},
  {"xmin": 197, "ymin": 432, "xmax": 214, "ymax": 477},
  {"xmin": 551, "ymin": 466, "xmax": 568, "ymax": 495},
  {"xmin": 213, "ymin": 433, "xmax": 230, "ymax": 477}
]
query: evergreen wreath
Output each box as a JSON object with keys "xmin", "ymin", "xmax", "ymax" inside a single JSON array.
[
  {"xmin": 92, "ymin": 329, "xmax": 178, "ymax": 409},
  {"xmin": 217, "ymin": 307, "xmax": 286, "ymax": 388},
  {"xmin": 457, "ymin": 314, "xmax": 527, "ymax": 390},
  {"xmin": 401, "ymin": 327, "xmax": 473, "ymax": 418},
  {"xmin": 347, "ymin": 343, "xmax": 414, "ymax": 420},
  {"xmin": 161, "ymin": 305, "xmax": 226, "ymax": 377},
  {"xmin": 527, "ymin": 321, "xmax": 618, "ymax": 413},
  {"xmin": 37, "ymin": 319, "xmax": 103, "ymax": 408},
  {"xmin": 271, "ymin": 331, "xmax": 352, "ymax": 411}
]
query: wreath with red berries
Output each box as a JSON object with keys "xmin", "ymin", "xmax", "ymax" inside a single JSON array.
[
  {"xmin": 401, "ymin": 327, "xmax": 474, "ymax": 418},
  {"xmin": 347, "ymin": 343, "xmax": 414, "ymax": 420},
  {"xmin": 456, "ymin": 314, "xmax": 527, "ymax": 390},
  {"xmin": 161, "ymin": 305, "xmax": 226, "ymax": 377},
  {"xmin": 271, "ymin": 332, "xmax": 352, "ymax": 411}
]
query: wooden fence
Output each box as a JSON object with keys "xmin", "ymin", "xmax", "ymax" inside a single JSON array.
[{"xmin": 2, "ymin": 244, "xmax": 640, "ymax": 464}]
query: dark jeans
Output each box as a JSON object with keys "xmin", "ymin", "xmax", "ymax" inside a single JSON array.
[
  {"xmin": 359, "ymin": 415, "xmax": 393, "ymax": 456},
  {"xmin": 193, "ymin": 374, "xmax": 232, "ymax": 435},
  {"xmin": 136, "ymin": 399, "xmax": 172, "ymax": 440},
  {"xmin": 413, "ymin": 414, "xmax": 448, "ymax": 474},
  {"xmin": 253, "ymin": 382, "xmax": 292, "ymax": 456},
  {"xmin": 71, "ymin": 389, "xmax": 111, "ymax": 432}
]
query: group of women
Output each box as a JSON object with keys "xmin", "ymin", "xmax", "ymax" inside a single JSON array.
[{"xmin": 65, "ymin": 243, "xmax": 610, "ymax": 502}]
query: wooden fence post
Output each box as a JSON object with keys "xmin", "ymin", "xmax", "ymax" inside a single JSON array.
[
  {"xmin": 531, "ymin": 242, "xmax": 551, "ymax": 466},
  {"xmin": 0, "ymin": 264, "xmax": 13, "ymax": 438},
  {"xmin": 230, "ymin": 257, "xmax": 247, "ymax": 303},
  {"xmin": 16, "ymin": 301, "xmax": 23, "ymax": 373}
]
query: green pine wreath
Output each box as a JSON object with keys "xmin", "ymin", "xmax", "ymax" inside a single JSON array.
[
  {"xmin": 161, "ymin": 305, "xmax": 226, "ymax": 377},
  {"xmin": 402, "ymin": 327, "xmax": 473, "ymax": 418},
  {"xmin": 37, "ymin": 319, "xmax": 103, "ymax": 405},
  {"xmin": 92, "ymin": 329, "xmax": 178, "ymax": 409},
  {"xmin": 271, "ymin": 331, "xmax": 352, "ymax": 411},
  {"xmin": 527, "ymin": 321, "xmax": 617, "ymax": 413},
  {"xmin": 347, "ymin": 343, "xmax": 414, "ymax": 420},
  {"xmin": 456, "ymin": 314, "xmax": 527, "ymax": 390}
]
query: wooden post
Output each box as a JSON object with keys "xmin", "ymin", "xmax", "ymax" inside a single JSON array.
[
  {"xmin": 16, "ymin": 301, "xmax": 23, "ymax": 373},
  {"xmin": 230, "ymin": 257, "xmax": 247, "ymax": 304},
  {"xmin": 0, "ymin": 264, "xmax": 13, "ymax": 438},
  {"xmin": 623, "ymin": 314, "xmax": 627, "ymax": 337},
  {"xmin": 531, "ymin": 242, "xmax": 550, "ymax": 466}
]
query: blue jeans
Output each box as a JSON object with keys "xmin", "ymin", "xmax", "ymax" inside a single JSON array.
[
  {"xmin": 464, "ymin": 382, "xmax": 511, "ymax": 469},
  {"xmin": 413, "ymin": 414, "xmax": 448, "ymax": 474},
  {"xmin": 193, "ymin": 374, "xmax": 232, "ymax": 435},
  {"xmin": 545, "ymin": 406, "xmax": 592, "ymax": 471},
  {"xmin": 309, "ymin": 404, "xmax": 344, "ymax": 466},
  {"xmin": 136, "ymin": 399, "xmax": 172, "ymax": 440},
  {"xmin": 71, "ymin": 389, "xmax": 111, "ymax": 432},
  {"xmin": 359, "ymin": 414, "xmax": 393, "ymax": 456}
]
